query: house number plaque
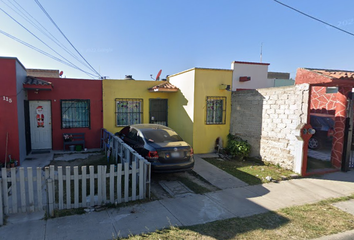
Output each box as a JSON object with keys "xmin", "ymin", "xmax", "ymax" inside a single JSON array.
[{"xmin": 2, "ymin": 96, "xmax": 12, "ymax": 103}]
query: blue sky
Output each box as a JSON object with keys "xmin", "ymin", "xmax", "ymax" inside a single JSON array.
[{"xmin": 1, "ymin": 0, "xmax": 354, "ymax": 80}]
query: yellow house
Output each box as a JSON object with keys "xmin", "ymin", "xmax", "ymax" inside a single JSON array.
[
  {"xmin": 168, "ymin": 68, "xmax": 232, "ymax": 154},
  {"xmin": 102, "ymin": 79, "xmax": 176, "ymax": 134},
  {"xmin": 102, "ymin": 68, "xmax": 232, "ymax": 154}
]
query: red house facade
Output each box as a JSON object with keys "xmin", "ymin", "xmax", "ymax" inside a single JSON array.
[
  {"xmin": 0, "ymin": 57, "xmax": 103, "ymax": 166},
  {"xmin": 296, "ymin": 68, "xmax": 354, "ymax": 172}
]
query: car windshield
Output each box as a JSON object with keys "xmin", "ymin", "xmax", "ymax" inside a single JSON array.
[{"xmin": 142, "ymin": 129, "xmax": 183, "ymax": 143}]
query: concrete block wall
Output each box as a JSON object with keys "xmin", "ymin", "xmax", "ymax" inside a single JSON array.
[{"xmin": 230, "ymin": 84, "xmax": 309, "ymax": 170}]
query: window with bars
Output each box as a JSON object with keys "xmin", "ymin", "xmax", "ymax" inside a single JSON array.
[
  {"xmin": 115, "ymin": 98, "xmax": 143, "ymax": 126},
  {"xmin": 206, "ymin": 96, "xmax": 226, "ymax": 124},
  {"xmin": 61, "ymin": 100, "xmax": 90, "ymax": 128}
]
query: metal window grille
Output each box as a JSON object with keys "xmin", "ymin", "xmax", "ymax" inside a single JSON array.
[
  {"xmin": 115, "ymin": 98, "xmax": 143, "ymax": 126},
  {"xmin": 61, "ymin": 100, "xmax": 90, "ymax": 128},
  {"xmin": 206, "ymin": 96, "xmax": 226, "ymax": 125}
]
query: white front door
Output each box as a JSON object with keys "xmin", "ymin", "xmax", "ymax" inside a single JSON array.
[{"xmin": 29, "ymin": 101, "xmax": 52, "ymax": 150}]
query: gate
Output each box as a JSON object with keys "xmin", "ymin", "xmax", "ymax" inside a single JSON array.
[
  {"xmin": 149, "ymin": 99, "xmax": 168, "ymax": 126},
  {"xmin": 344, "ymin": 93, "xmax": 354, "ymax": 170}
]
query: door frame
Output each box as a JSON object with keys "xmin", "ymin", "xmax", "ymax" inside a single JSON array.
[{"xmin": 24, "ymin": 100, "xmax": 31, "ymax": 155}]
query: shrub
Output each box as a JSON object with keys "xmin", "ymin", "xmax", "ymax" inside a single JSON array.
[{"xmin": 225, "ymin": 134, "xmax": 251, "ymax": 160}]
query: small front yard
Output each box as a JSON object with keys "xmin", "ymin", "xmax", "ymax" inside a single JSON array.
[{"xmin": 203, "ymin": 157, "xmax": 298, "ymax": 185}]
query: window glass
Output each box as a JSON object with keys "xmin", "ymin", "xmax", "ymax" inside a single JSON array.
[
  {"xmin": 116, "ymin": 99, "xmax": 143, "ymax": 126},
  {"xmin": 206, "ymin": 97, "xmax": 226, "ymax": 124},
  {"xmin": 61, "ymin": 100, "xmax": 90, "ymax": 128}
]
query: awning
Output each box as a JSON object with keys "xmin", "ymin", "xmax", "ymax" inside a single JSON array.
[
  {"xmin": 23, "ymin": 76, "xmax": 53, "ymax": 91},
  {"xmin": 148, "ymin": 81, "xmax": 178, "ymax": 93}
]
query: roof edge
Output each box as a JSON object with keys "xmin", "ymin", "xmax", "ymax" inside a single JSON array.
[
  {"xmin": 0, "ymin": 56, "xmax": 27, "ymax": 70},
  {"xmin": 233, "ymin": 61, "xmax": 270, "ymax": 66}
]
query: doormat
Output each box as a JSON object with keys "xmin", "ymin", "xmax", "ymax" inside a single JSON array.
[
  {"xmin": 24, "ymin": 158, "xmax": 35, "ymax": 160},
  {"xmin": 31, "ymin": 150, "xmax": 50, "ymax": 154}
]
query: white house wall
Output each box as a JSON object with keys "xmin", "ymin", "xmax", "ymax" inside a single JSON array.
[
  {"xmin": 231, "ymin": 62, "xmax": 274, "ymax": 91},
  {"xmin": 169, "ymin": 69, "xmax": 195, "ymax": 122}
]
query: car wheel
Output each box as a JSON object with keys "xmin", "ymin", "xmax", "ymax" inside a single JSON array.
[{"xmin": 308, "ymin": 137, "xmax": 321, "ymax": 150}]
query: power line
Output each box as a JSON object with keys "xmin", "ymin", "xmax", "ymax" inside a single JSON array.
[
  {"xmin": 0, "ymin": 29, "xmax": 99, "ymax": 78},
  {"xmin": 2, "ymin": 0, "xmax": 74, "ymax": 57},
  {"xmin": 1, "ymin": 0, "xmax": 97, "ymax": 77},
  {"xmin": 273, "ymin": 0, "xmax": 354, "ymax": 37},
  {"xmin": 9, "ymin": 0, "xmax": 87, "ymax": 67},
  {"xmin": 0, "ymin": 5, "xmax": 99, "ymax": 78},
  {"xmin": 34, "ymin": 0, "xmax": 102, "ymax": 78}
]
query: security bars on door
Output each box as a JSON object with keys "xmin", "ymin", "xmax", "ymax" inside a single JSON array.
[
  {"xmin": 116, "ymin": 98, "xmax": 143, "ymax": 126},
  {"xmin": 206, "ymin": 96, "xmax": 226, "ymax": 125}
]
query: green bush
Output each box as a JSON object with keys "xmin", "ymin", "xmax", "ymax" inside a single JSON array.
[{"xmin": 225, "ymin": 134, "xmax": 251, "ymax": 160}]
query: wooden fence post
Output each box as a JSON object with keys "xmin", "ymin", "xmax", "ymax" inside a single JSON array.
[
  {"xmin": 102, "ymin": 165, "xmax": 107, "ymax": 204},
  {"xmin": 65, "ymin": 166, "xmax": 71, "ymax": 209},
  {"xmin": 27, "ymin": 167, "xmax": 35, "ymax": 212},
  {"xmin": 144, "ymin": 162, "xmax": 151, "ymax": 199},
  {"xmin": 139, "ymin": 159, "xmax": 144, "ymax": 199},
  {"xmin": 11, "ymin": 168, "xmax": 18, "ymax": 213},
  {"xmin": 2, "ymin": 168, "xmax": 8, "ymax": 215},
  {"xmin": 36, "ymin": 167, "xmax": 43, "ymax": 211},
  {"xmin": 117, "ymin": 164, "xmax": 122, "ymax": 203},
  {"xmin": 97, "ymin": 166, "xmax": 102, "ymax": 204},
  {"xmin": 81, "ymin": 166, "xmax": 87, "ymax": 208},
  {"xmin": 47, "ymin": 178, "xmax": 54, "ymax": 217},
  {"xmin": 124, "ymin": 162, "xmax": 129, "ymax": 202},
  {"xmin": 0, "ymin": 179, "xmax": 3, "ymax": 226},
  {"xmin": 132, "ymin": 161, "xmax": 137, "ymax": 201},
  {"xmin": 109, "ymin": 165, "xmax": 115, "ymax": 203},
  {"xmin": 74, "ymin": 166, "xmax": 79, "ymax": 208},
  {"xmin": 89, "ymin": 166, "xmax": 95, "ymax": 206},
  {"xmin": 19, "ymin": 167, "xmax": 26, "ymax": 212}
]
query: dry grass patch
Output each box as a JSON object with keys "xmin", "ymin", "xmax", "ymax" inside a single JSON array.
[
  {"xmin": 203, "ymin": 157, "xmax": 297, "ymax": 185},
  {"xmin": 120, "ymin": 196, "xmax": 354, "ymax": 240}
]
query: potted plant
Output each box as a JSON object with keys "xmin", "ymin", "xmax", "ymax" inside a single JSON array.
[
  {"xmin": 10, "ymin": 159, "xmax": 15, "ymax": 168},
  {"xmin": 63, "ymin": 134, "xmax": 73, "ymax": 142}
]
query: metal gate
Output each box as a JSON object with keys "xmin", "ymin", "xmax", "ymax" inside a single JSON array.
[
  {"xmin": 344, "ymin": 93, "xmax": 354, "ymax": 170},
  {"xmin": 149, "ymin": 99, "xmax": 168, "ymax": 126},
  {"xmin": 350, "ymin": 152, "xmax": 354, "ymax": 168}
]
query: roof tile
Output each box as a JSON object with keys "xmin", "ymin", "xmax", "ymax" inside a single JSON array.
[
  {"xmin": 148, "ymin": 81, "xmax": 178, "ymax": 92},
  {"xmin": 24, "ymin": 76, "xmax": 52, "ymax": 86},
  {"xmin": 306, "ymin": 68, "xmax": 354, "ymax": 80}
]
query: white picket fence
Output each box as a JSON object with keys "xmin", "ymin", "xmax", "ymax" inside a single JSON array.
[{"xmin": 0, "ymin": 129, "xmax": 151, "ymax": 225}]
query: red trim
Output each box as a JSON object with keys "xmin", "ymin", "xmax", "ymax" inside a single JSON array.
[
  {"xmin": 233, "ymin": 61, "xmax": 270, "ymax": 66},
  {"xmin": 23, "ymin": 84, "xmax": 52, "ymax": 90},
  {"xmin": 236, "ymin": 88, "xmax": 253, "ymax": 91},
  {"xmin": 239, "ymin": 76, "xmax": 251, "ymax": 82}
]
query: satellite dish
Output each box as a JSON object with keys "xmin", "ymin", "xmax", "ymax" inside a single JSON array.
[
  {"xmin": 156, "ymin": 69, "xmax": 162, "ymax": 81},
  {"xmin": 59, "ymin": 71, "xmax": 64, "ymax": 77}
]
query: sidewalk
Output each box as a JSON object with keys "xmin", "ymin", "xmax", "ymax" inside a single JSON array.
[{"xmin": 1, "ymin": 154, "xmax": 354, "ymax": 240}]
